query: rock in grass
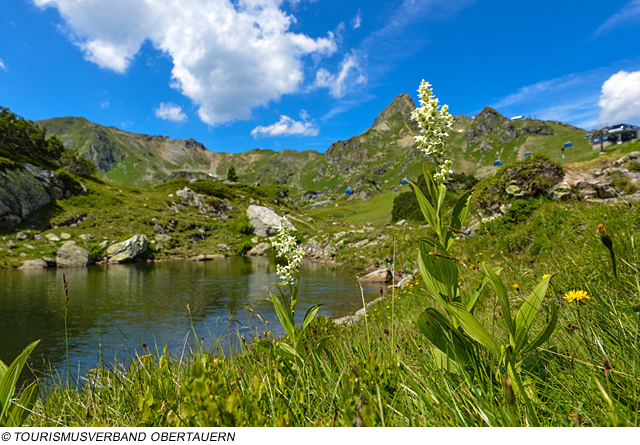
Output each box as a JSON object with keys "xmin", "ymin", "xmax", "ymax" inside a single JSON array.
[
  {"xmin": 19, "ymin": 258, "xmax": 49, "ymax": 269},
  {"xmin": 358, "ymin": 268, "xmax": 392, "ymax": 283},
  {"xmin": 56, "ymin": 243, "xmax": 92, "ymax": 268},
  {"xmin": 247, "ymin": 205, "xmax": 294, "ymax": 237},
  {"xmin": 247, "ymin": 242, "xmax": 271, "ymax": 256},
  {"xmin": 107, "ymin": 234, "xmax": 149, "ymax": 263}
]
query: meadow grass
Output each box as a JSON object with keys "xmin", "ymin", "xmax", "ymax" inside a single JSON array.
[{"xmin": 20, "ymin": 197, "xmax": 640, "ymax": 426}]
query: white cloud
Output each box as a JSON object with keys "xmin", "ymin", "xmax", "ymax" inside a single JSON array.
[
  {"xmin": 251, "ymin": 115, "xmax": 319, "ymax": 138},
  {"xmin": 489, "ymin": 68, "xmax": 619, "ymax": 129},
  {"xmin": 351, "ymin": 9, "xmax": 362, "ymax": 29},
  {"xmin": 0, "ymin": 59, "xmax": 6, "ymax": 71},
  {"xmin": 33, "ymin": 0, "xmax": 338, "ymax": 125},
  {"xmin": 155, "ymin": 103, "xmax": 188, "ymax": 123},
  {"xmin": 594, "ymin": 0, "xmax": 640, "ymax": 37},
  {"xmin": 599, "ymin": 71, "xmax": 640, "ymax": 125},
  {"xmin": 100, "ymin": 101, "xmax": 109, "ymax": 109},
  {"xmin": 314, "ymin": 52, "xmax": 366, "ymax": 98}
]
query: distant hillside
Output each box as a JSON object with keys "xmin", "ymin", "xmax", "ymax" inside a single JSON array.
[{"xmin": 37, "ymin": 94, "xmax": 596, "ymax": 196}]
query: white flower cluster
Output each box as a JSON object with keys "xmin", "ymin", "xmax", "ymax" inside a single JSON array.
[
  {"xmin": 272, "ymin": 216, "xmax": 304, "ymax": 285},
  {"xmin": 411, "ymin": 80, "xmax": 454, "ymax": 183}
]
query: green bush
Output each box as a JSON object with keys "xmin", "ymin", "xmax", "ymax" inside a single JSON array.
[
  {"xmin": 232, "ymin": 214, "xmax": 253, "ymax": 235},
  {"xmin": 55, "ymin": 170, "xmax": 84, "ymax": 195},
  {"xmin": 0, "ymin": 107, "xmax": 64, "ymax": 168},
  {"xmin": 189, "ymin": 180, "xmax": 235, "ymax": 200},
  {"xmin": 60, "ymin": 149, "xmax": 97, "ymax": 178}
]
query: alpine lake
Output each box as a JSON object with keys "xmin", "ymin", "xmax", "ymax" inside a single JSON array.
[{"xmin": 0, "ymin": 257, "xmax": 382, "ymax": 382}]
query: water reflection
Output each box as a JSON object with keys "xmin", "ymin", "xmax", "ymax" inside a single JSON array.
[{"xmin": 0, "ymin": 257, "xmax": 379, "ymax": 379}]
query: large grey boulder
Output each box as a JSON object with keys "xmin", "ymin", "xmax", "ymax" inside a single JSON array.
[
  {"xmin": 0, "ymin": 163, "xmax": 84, "ymax": 230},
  {"xmin": 56, "ymin": 242, "xmax": 92, "ymax": 268},
  {"xmin": 246, "ymin": 205, "xmax": 294, "ymax": 237},
  {"xmin": 247, "ymin": 242, "xmax": 271, "ymax": 256},
  {"xmin": 358, "ymin": 268, "xmax": 392, "ymax": 283},
  {"xmin": 107, "ymin": 234, "xmax": 149, "ymax": 262}
]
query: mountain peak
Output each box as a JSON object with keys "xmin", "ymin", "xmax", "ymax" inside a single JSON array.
[{"xmin": 371, "ymin": 93, "xmax": 415, "ymax": 129}]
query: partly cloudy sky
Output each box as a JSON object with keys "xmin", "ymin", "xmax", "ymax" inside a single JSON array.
[{"xmin": 1, "ymin": 0, "xmax": 639, "ymax": 153}]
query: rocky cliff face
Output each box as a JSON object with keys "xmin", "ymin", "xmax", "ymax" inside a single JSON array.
[{"xmin": 0, "ymin": 164, "xmax": 83, "ymax": 229}]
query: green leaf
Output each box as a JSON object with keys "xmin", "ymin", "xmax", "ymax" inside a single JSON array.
[
  {"xmin": 514, "ymin": 276, "xmax": 552, "ymax": 352},
  {"xmin": 483, "ymin": 265, "xmax": 515, "ymax": 337},
  {"xmin": 418, "ymin": 236, "xmax": 447, "ymax": 253},
  {"xmin": 276, "ymin": 342, "xmax": 301, "ymax": 362},
  {"xmin": 422, "ymin": 165, "xmax": 439, "ymax": 203},
  {"xmin": 270, "ymin": 292, "xmax": 295, "ymax": 339},
  {"xmin": 420, "ymin": 242, "xmax": 458, "ymax": 290},
  {"xmin": 521, "ymin": 301, "xmax": 558, "ymax": 355},
  {"xmin": 409, "ymin": 180, "xmax": 439, "ymax": 237},
  {"xmin": 291, "ymin": 276, "xmax": 300, "ymax": 313},
  {"xmin": 436, "ymin": 183, "xmax": 447, "ymax": 218},
  {"xmin": 0, "ymin": 339, "xmax": 40, "ymax": 426},
  {"xmin": 302, "ymin": 304, "xmax": 323, "ymax": 331},
  {"xmin": 418, "ymin": 244, "xmax": 452, "ymax": 306},
  {"xmin": 466, "ymin": 276, "xmax": 489, "ymax": 313},
  {"xmin": 450, "ymin": 190, "xmax": 473, "ymax": 231},
  {"xmin": 448, "ymin": 303, "xmax": 501, "ymax": 357},
  {"xmin": 417, "ymin": 308, "xmax": 472, "ymax": 367},
  {"xmin": 6, "ymin": 381, "xmax": 38, "ymax": 427},
  {"xmin": 314, "ymin": 336, "xmax": 331, "ymax": 356}
]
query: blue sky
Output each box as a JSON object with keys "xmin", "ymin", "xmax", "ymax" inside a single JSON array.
[{"xmin": 1, "ymin": 0, "xmax": 640, "ymax": 154}]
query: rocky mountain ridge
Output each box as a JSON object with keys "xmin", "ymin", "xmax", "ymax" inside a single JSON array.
[{"xmin": 37, "ymin": 94, "xmax": 594, "ymax": 199}]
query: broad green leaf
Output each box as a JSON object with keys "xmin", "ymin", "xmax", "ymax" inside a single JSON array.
[
  {"xmin": 514, "ymin": 276, "xmax": 552, "ymax": 352},
  {"xmin": 417, "ymin": 308, "xmax": 472, "ymax": 367},
  {"xmin": 448, "ymin": 303, "xmax": 501, "ymax": 357},
  {"xmin": 521, "ymin": 301, "xmax": 558, "ymax": 355},
  {"xmin": 422, "ymin": 165, "xmax": 439, "ymax": 203},
  {"xmin": 270, "ymin": 292, "xmax": 295, "ymax": 339},
  {"xmin": 314, "ymin": 336, "xmax": 331, "ymax": 356},
  {"xmin": 274, "ymin": 284, "xmax": 291, "ymax": 313},
  {"xmin": 466, "ymin": 276, "xmax": 489, "ymax": 313},
  {"xmin": 431, "ymin": 348, "xmax": 461, "ymax": 374},
  {"xmin": 436, "ymin": 183, "xmax": 447, "ymax": 218},
  {"xmin": 450, "ymin": 190, "xmax": 473, "ymax": 231},
  {"xmin": 302, "ymin": 304, "xmax": 323, "ymax": 331},
  {"xmin": 418, "ymin": 245, "xmax": 451, "ymax": 306},
  {"xmin": 291, "ymin": 277, "xmax": 300, "ymax": 313},
  {"xmin": 409, "ymin": 181, "xmax": 439, "ymax": 237},
  {"xmin": 0, "ymin": 339, "xmax": 40, "ymax": 425},
  {"xmin": 483, "ymin": 265, "xmax": 515, "ymax": 337},
  {"xmin": 6, "ymin": 380, "xmax": 38, "ymax": 427},
  {"xmin": 276, "ymin": 342, "xmax": 301, "ymax": 362},
  {"xmin": 418, "ymin": 236, "xmax": 447, "ymax": 253},
  {"xmin": 0, "ymin": 360, "xmax": 7, "ymax": 381},
  {"xmin": 420, "ymin": 242, "xmax": 458, "ymax": 290}
]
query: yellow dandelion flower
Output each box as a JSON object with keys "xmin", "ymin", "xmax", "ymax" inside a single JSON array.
[
  {"xmin": 374, "ymin": 308, "xmax": 378, "ymax": 311},
  {"xmin": 386, "ymin": 305, "xmax": 390, "ymax": 309},
  {"xmin": 513, "ymin": 283, "xmax": 519, "ymax": 290},
  {"xmin": 542, "ymin": 274, "xmax": 551, "ymax": 279},
  {"xmin": 563, "ymin": 289, "xmax": 590, "ymax": 304},
  {"xmin": 387, "ymin": 316, "xmax": 391, "ymax": 319}
]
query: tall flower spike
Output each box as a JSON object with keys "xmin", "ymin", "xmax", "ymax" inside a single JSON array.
[
  {"xmin": 411, "ymin": 80, "xmax": 454, "ymax": 183},
  {"xmin": 273, "ymin": 216, "xmax": 303, "ymax": 285}
]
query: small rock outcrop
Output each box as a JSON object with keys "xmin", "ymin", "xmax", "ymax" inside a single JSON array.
[
  {"xmin": 106, "ymin": 234, "xmax": 149, "ymax": 262},
  {"xmin": 56, "ymin": 242, "xmax": 92, "ymax": 268},
  {"xmin": 358, "ymin": 268, "xmax": 393, "ymax": 283},
  {"xmin": 246, "ymin": 205, "xmax": 294, "ymax": 237},
  {"xmin": 247, "ymin": 242, "xmax": 271, "ymax": 256},
  {"xmin": 0, "ymin": 163, "xmax": 85, "ymax": 229},
  {"xmin": 19, "ymin": 258, "xmax": 49, "ymax": 269}
]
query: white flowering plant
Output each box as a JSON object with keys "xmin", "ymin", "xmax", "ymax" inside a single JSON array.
[
  {"xmin": 411, "ymin": 80, "xmax": 454, "ymax": 184},
  {"xmin": 409, "ymin": 80, "xmax": 556, "ymax": 426},
  {"xmin": 268, "ymin": 216, "xmax": 322, "ymax": 361}
]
